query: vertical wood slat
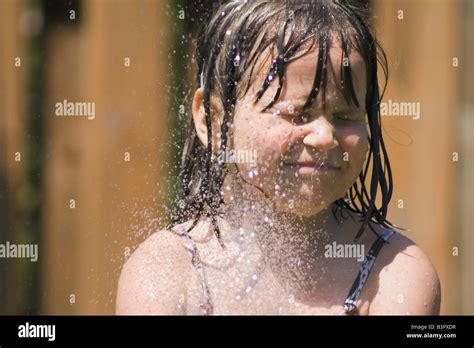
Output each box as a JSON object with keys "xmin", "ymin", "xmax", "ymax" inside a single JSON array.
[
  {"xmin": 0, "ymin": 0, "xmax": 27, "ymax": 314},
  {"xmin": 40, "ymin": 0, "xmax": 170, "ymax": 314},
  {"xmin": 40, "ymin": 26, "xmax": 83, "ymax": 314},
  {"xmin": 460, "ymin": 0, "xmax": 474, "ymax": 315},
  {"xmin": 372, "ymin": 0, "xmax": 462, "ymax": 314}
]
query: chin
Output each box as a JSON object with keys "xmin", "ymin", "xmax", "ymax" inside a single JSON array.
[{"xmin": 273, "ymin": 199, "xmax": 329, "ymax": 217}]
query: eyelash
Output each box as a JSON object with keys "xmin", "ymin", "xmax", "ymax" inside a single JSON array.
[{"xmin": 284, "ymin": 111, "xmax": 363, "ymax": 124}]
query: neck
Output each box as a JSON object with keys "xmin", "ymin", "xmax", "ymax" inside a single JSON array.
[
  {"xmin": 220, "ymin": 170, "xmax": 342, "ymax": 261},
  {"xmin": 218, "ymin": 170, "xmax": 356, "ymax": 296}
]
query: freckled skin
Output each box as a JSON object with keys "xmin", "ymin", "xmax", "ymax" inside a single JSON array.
[{"xmin": 116, "ymin": 40, "xmax": 441, "ymax": 316}]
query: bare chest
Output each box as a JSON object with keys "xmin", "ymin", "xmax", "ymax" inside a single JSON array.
[
  {"xmin": 185, "ymin": 243, "xmax": 367, "ymax": 315},
  {"xmin": 179, "ymin": 218, "xmax": 374, "ymax": 315}
]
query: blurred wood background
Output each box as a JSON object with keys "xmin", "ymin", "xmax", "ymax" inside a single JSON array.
[
  {"xmin": 0, "ymin": 0, "xmax": 28, "ymax": 314},
  {"xmin": 0, "ymin": 0, "xmax": 472, "ymax": 314},
  {"xmin": 39, "ymin": 0, "xmax": 171, "ymax": 314},
  {"xmin": 372, "ymin": 0, "xmax": 471, "ymax": 314}
]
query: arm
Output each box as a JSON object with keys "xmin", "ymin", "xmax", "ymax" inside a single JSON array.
[
  {"xmin": 368, "ymin": 234, "xmax": 441, "ymax": 315},
  {"xmin": 116, "ymin": 230, "xmax": 191, "ymax": 315}
]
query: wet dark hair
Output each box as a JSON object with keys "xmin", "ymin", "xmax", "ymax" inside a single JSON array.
[{"xmin": 167, "ymin": 0, "xmax": 399, "ymax": 245}]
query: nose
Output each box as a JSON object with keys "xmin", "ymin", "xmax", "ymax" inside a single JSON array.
[{"xmin": 300, "ymin": 116, "xmax": 338, "ymax": 150}]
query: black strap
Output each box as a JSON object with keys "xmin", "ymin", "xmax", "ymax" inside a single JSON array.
[{"xmin": 343, "ymin": 229, "xmax": 396, "ymax": 314}]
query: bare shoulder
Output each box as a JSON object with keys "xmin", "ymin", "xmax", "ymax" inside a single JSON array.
[
  {"xmin": 115, "ymin": 228, "xmax": 192, "ymax": 315},
  {"xmin": 367, "ymin": 231, "xmax": 441, "ymax": 315}
]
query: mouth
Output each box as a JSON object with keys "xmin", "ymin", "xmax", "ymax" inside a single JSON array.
[{"xmin": 284, "ymin": 162, "xmax": 342, "ymax": 174}]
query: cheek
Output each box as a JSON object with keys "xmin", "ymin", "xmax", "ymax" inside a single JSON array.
[
  {"xmin": 233, "ymin": 114, "xmax": 292, "ymax": 161},
  {"xmin": 338, "ymin": 123, "xmax": 369, "ymax": 172}
]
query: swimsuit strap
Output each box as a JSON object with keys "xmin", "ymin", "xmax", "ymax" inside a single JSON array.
[
  {"xmin": 170, "ymin": 226, "xmax": 214, "ymax": 315},
  {"xmin": 343, "ymin": 228, "xmax": 396, "ymax": 314}
]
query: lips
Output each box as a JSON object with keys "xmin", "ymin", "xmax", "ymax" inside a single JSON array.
[{"xmin": 286, "ymin": 161, "xmax": 342, "ymax": 170}]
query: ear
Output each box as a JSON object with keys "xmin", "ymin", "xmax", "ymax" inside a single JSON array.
[{"xmin": 192, "ymin": 88, "xmax": 221, "ymax": 150}]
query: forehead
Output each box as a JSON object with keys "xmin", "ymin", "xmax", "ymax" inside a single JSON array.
[{"xmin": 246, "ymin": 39, "xmax": 367, "ymax": 110}]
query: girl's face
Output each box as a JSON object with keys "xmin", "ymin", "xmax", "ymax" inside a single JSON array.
[{"xmin": 231, "ymin": 41, "xmax": 369, "ymax": 217}]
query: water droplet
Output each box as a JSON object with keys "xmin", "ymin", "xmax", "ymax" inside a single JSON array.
[{"xmin": 317, "ymin": 124, "xmax": 324, "ymax": 135}]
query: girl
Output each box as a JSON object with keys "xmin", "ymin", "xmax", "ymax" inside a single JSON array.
[{"xmin": 116, "ymin": 0, "xmax": 441, "ymax": 315}]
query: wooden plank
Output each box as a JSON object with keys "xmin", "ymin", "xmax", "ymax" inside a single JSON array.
[
  {"xmin": 372, "ymin": 0, "xmax": 462, "ymax": 314},
  {"xmin": 0, "ymin": 0, "xmax": 27, "ymax": 314},
  {"xmin": 40, "ymin": 0, "xmax": 170, "ymax": 314}
]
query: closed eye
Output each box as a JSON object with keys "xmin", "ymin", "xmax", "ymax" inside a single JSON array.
[
  {"xmin": 291, "ymin": 111, "xmax": 363, "ymax": 124},
  {"xmin": 266, "ymin": 108, "xmax": 309, "ymax": 124},
  {"xmin": 332, "ymin": 112, "xmax": 365, "ymax": 122},
  {"xmin": 266, "ymin": 108, "xmax": 365, "ymax": 123}
]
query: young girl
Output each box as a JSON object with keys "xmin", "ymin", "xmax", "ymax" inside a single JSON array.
[{"xmin": 116, "ymin": 0, "xmax": 441, "ymax": 315}]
